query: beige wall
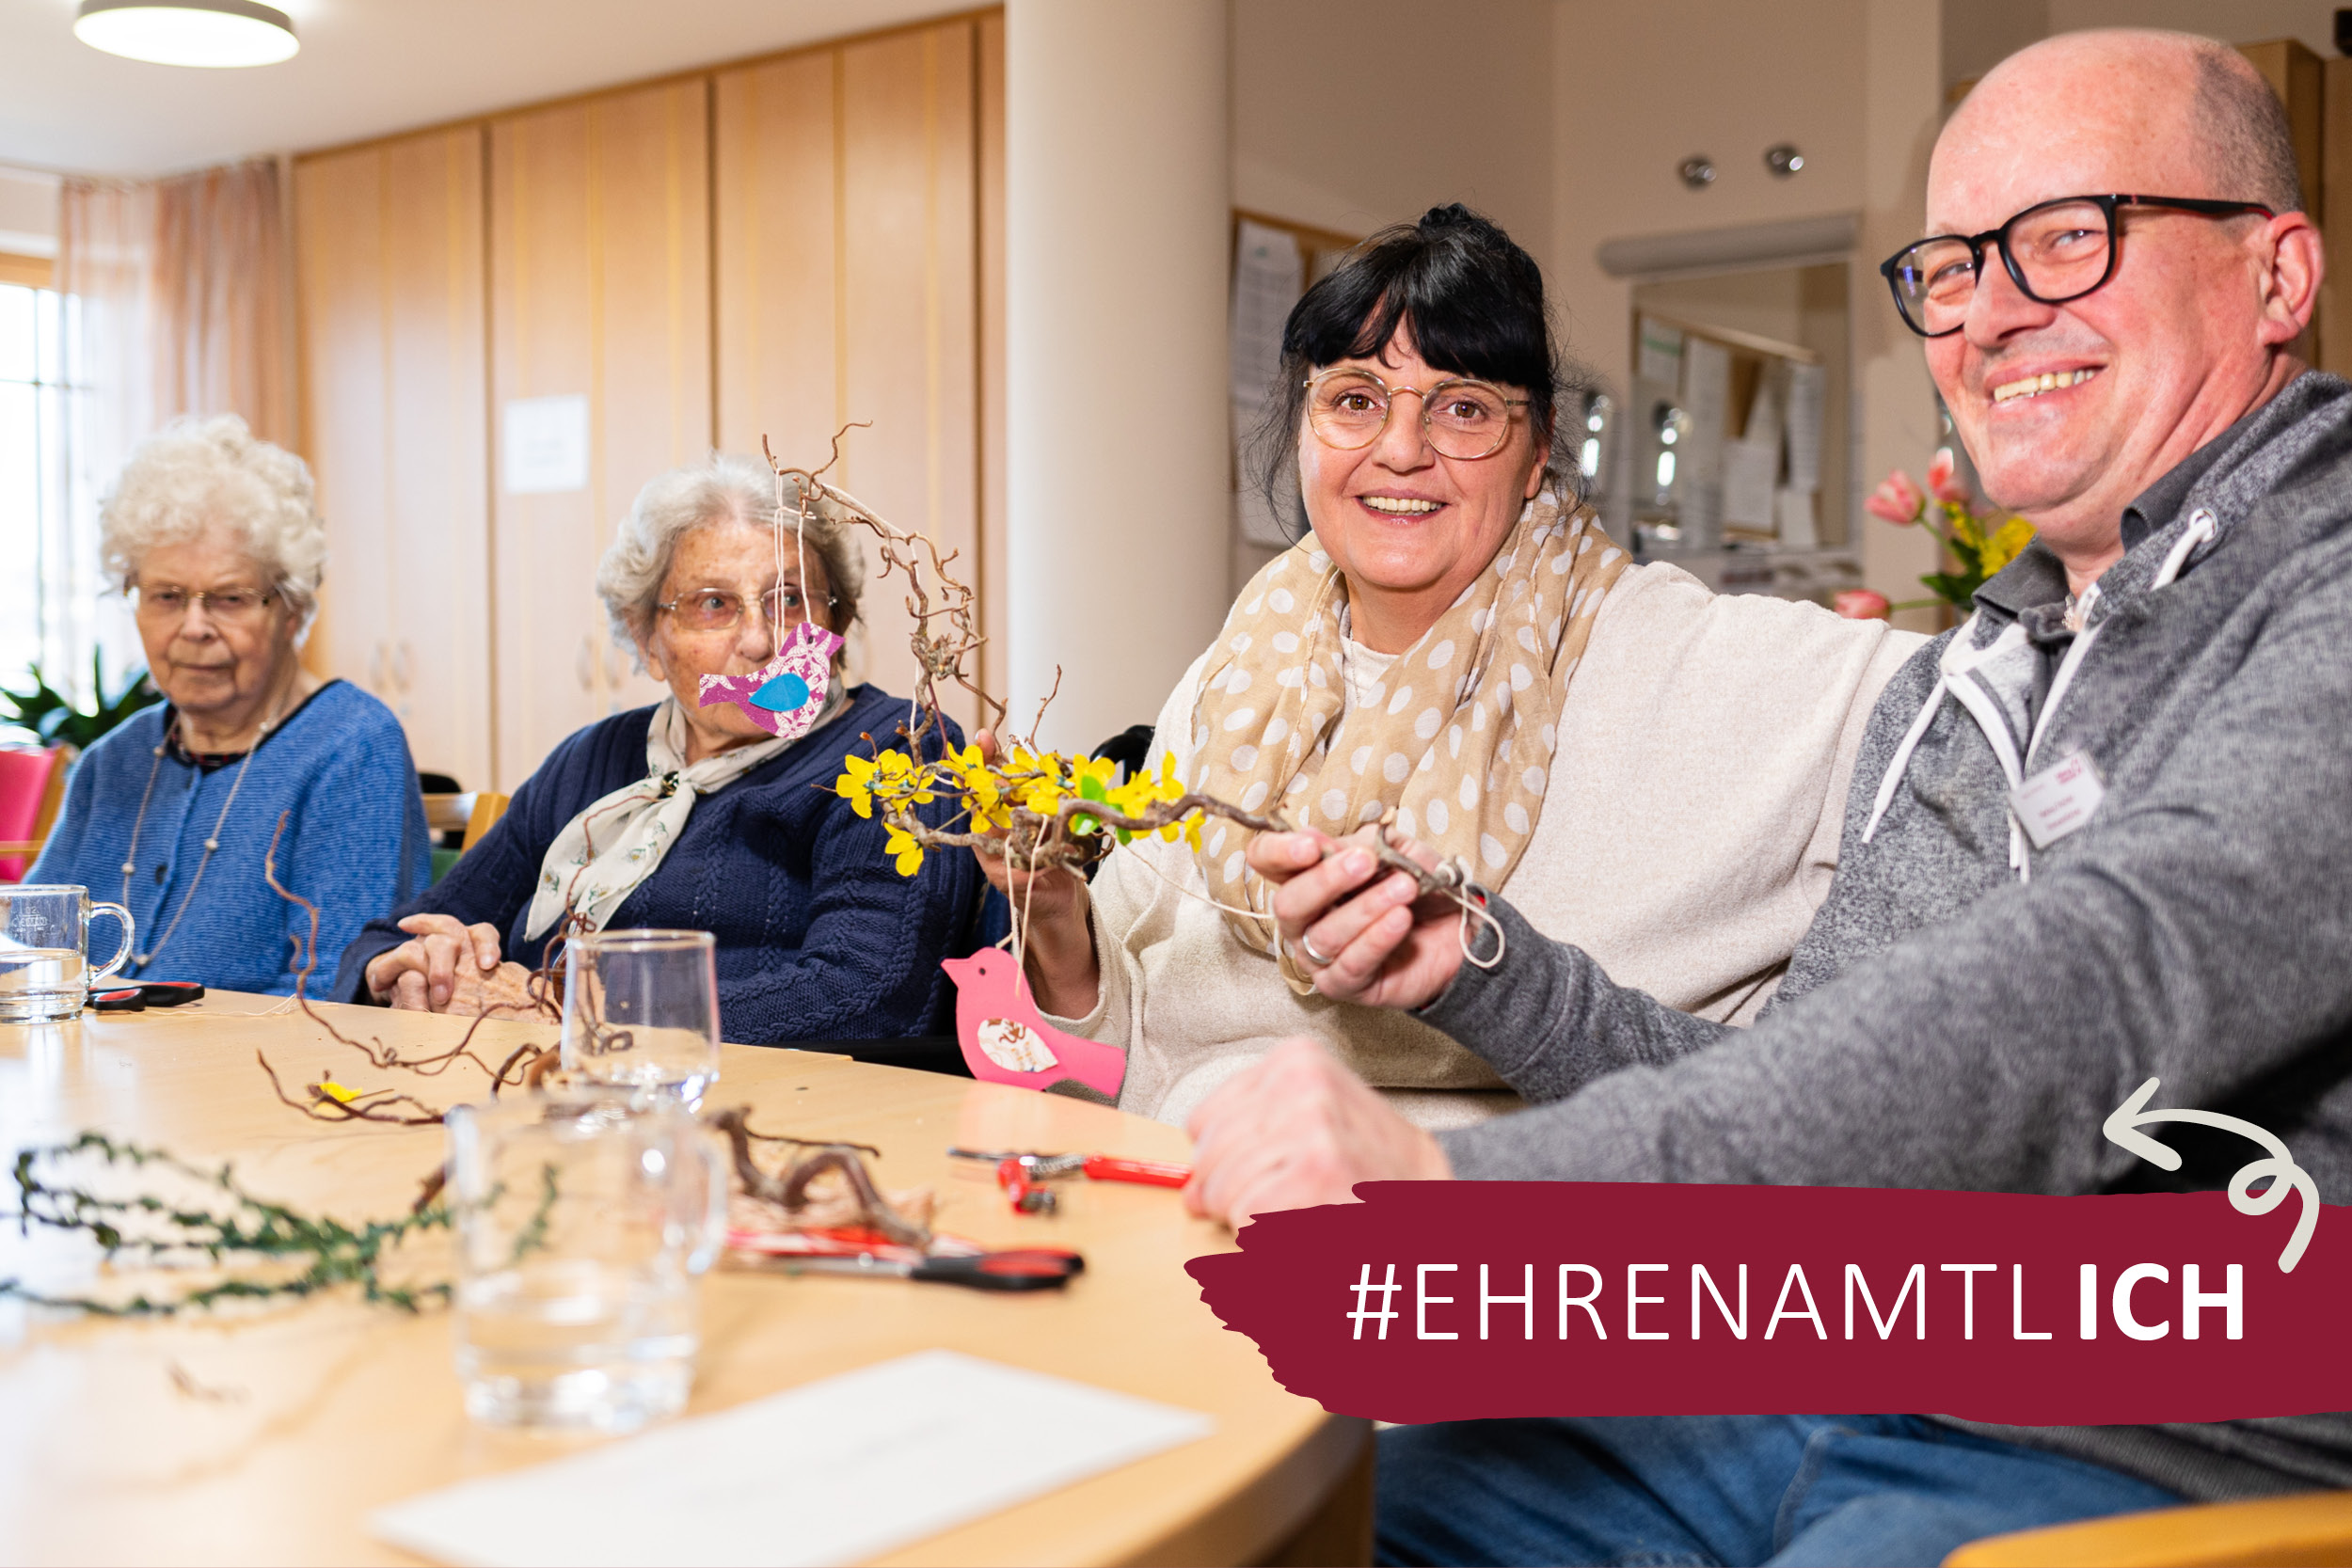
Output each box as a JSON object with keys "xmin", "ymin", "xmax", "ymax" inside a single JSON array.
[
  {"xmin": 1549, "ymin": 0, "xmax": 1870, "ymax": 395},
  {"xmin": 1231, "ymin": 0, "xmax": 1555, "ymax": 274},
  {"xmin": 2046, "ymin": 0, "xmax": 2334, "ymax": 54}
]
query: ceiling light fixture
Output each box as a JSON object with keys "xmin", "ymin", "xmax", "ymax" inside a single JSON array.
[{"xmin": 73, "ymin": 0, "xmax": 298, "ymax": 69}]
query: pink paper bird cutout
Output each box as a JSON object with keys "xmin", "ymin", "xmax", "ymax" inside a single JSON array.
[
  {"xmin": 697, "ymin": 622, "xmax": 845, "ymax": 739},
  {"xmin": 943, "ymin": 948, "xmax": 1128, "ymax": 1101}
]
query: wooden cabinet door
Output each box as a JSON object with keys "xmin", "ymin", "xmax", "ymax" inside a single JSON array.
[
  {"xmin": 490, "ymin": 78, "xmax": 712, "ymax": 791},
  {"xmin": 294, "ymin": 126, "xmax": 494, "ymax": 790},
  {"xmin": 715, "ymin": 18, "xmax": 986, "ymax": 729}
]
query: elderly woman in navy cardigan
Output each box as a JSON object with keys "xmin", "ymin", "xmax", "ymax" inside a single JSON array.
[{"xmin": 333, "ymin": 455, "xmax": 988, "ymax": 1042}]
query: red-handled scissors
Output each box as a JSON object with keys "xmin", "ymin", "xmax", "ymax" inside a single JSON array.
[
  {"xmin": 779, "ymin": 1247, "xmax": 1085, "ymax": 1291},
  {"xmin": 947, "ymin": 1148, "xmax": 1193, "ymax": 1186}
]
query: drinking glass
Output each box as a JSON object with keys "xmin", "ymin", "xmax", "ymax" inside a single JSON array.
[
  {"xmin": 446, "ymin": 1088, "xmax": 727, "ymax": 1433},
  {"xmin": 560, "ymin": 928, "xmax": 723, "ymax": 1105},
  {"xmin": 0, "ymin": 885, "xmax": 134, "ymax": 1023}
]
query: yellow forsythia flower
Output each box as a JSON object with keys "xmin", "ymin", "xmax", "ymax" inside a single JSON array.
[
  {"xmin": 1979, "ymin": 515, "xmax": 2036, "ymax": 578},
  {"xmin": 316, "ymin": 1080, "xmax": 358, "ymax": 1104},
  {"xmin": 882, "ymin": 822, "xmax": 926, "ymax": 877}
]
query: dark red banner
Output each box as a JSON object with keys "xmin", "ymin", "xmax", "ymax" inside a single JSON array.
[{"xmin": 1185, "ymin": 1182, "xmax": 2344, "ymax": 1426}]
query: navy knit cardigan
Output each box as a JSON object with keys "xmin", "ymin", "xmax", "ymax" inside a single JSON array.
[{"xmin": 332, "ymin": 684, "xmax": 992, "ymax": 1042}]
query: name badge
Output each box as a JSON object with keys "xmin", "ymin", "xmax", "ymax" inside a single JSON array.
[{"xmin": 2011, "ymin": 752, "xmax": 2106, "ymax": 850}]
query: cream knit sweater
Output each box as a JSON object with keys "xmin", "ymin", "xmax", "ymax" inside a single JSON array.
[{"xmin": 1044, "ymin": 561, "xmax": 1924, "ymax": 1130}]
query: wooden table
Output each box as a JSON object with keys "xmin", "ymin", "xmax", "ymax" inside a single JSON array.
[{"xmin": 0, "ymin": 994, "xmax": 1369, "ymax": 1566}]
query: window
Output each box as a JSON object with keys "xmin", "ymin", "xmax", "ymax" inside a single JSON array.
[{"xmin": 0, "ymin": 279, "xmax": 121, "ymax": 742}]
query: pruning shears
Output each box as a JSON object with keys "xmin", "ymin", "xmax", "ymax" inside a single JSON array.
[{"xmin": 947, "ymin": 1147, "xmax": 1193, "ymax": 1214}]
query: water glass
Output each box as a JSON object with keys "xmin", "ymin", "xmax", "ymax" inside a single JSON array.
[
  {"xmin": 561, "ymin": 928, "xmax": 723, "ymax": 1105},
  {"xmin": 0, "ymin": 885, "xmax": 135, "ymax": 1023},
  {"xmin": 446, "ymin": 1088, "xmax": 727, "ymax": 1433}
]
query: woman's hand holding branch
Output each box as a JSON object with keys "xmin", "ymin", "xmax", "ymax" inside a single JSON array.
[
  {"xmin": 969, "ymin": 728, "xmax": 1102, "ymax": 1020},
  {"xmin": 1248, "ymin": 826, "xmax": 1465, "ymax": 1009}
]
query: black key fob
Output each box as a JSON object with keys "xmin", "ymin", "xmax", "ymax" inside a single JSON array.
[
  {"xmin": 141, "ymin": 981, "xmax": 205, "ymax": 1006},
  {"xmin": 90, "ymin": 988, "xmax": 146, "ymax": 1012}
]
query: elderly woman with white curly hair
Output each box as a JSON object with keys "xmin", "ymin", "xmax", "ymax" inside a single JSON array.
[
  {"xmin": 29, "ymin": 414, "xmax": 432, "ymax": 994},
  {"xmin": 332, "ymin": 453, "xmax": 989, "ymax": 1043}
]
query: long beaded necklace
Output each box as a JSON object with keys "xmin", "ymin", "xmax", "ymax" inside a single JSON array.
[{"xmin": 117, "ymin": 689, "xmax": 289, "ymax": 969}]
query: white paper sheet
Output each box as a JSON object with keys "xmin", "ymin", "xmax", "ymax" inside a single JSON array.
[
  {"xmin": 1774, "ymin": 485, "xmax": 1819, "ymax": 548},
  {"xmin": 1636, "ymin": 317, "xmax": 1684, "ymax": 390},
  {"xmin": 368, "ymin": 1350, "xmax": 1215, "ymax": 1568},
  {"xmin": 1721, "ymin": 438, "xmax": 1781, "ymax": 531},
  {"xmin": 1232, "ymin": 218, "xmax": 1303, "ymax": 410},
  {"xmin": 1785, "ymin": 362, "xmax": 1826, "ymax": 495},
  {"xmin": 1678, "ymin": 337, "xmax": 1728, "ymax": 488},
  {"xmin": 501, "ymin": 394, "xmax": 590, "ymax": 495}
]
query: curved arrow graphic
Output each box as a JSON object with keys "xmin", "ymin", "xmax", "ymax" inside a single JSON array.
[{"xmin": 2103, "ymin": 1076, "xmax": 2318, "ymax": 1273}]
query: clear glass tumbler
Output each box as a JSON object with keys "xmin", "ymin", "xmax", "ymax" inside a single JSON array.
[
  {"xmin": 560, "ymin": 928, "xmax": 723, "ymax": 1106},
  {"xmin": 446, "ymin": 1088, "xmax": 727, "ymax": 1433},
  {"xmin": 0, "ymin": 885, "xmax": 134, "ymax": 1023}
]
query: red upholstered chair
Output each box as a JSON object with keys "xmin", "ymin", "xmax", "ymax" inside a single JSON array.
[{"xmin": 0, "ymin": 745, "xmax": 69, "ymax": 883}]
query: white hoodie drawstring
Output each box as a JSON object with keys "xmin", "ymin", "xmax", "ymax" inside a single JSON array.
[{"xmin": 1860, "ymin": 507, "xmax": 2218, "ymax": 879}]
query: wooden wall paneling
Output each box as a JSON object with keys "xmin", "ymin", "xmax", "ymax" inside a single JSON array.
[
  {"xmin": 381, "ymin": 129, "xmax": 493, "ymax": 789},
  {"xmin": 296, "ymin": 128, "xmax": 495, "ymax": 791},
  {"xmin": 490, "ymin": 79, "xmax": 713, "ymax": 791},
  {"xmin": 715, "ymin": 49, "xmax": 840, "ymax": 483},
  {"xmin": 294, "ymin": 146, "xmax": 393, "ymax": 731},
  {"xmin": 2324, "ymin": 56, "xmax": 2352, "ymax": 379},
  {"xmin": 839, "ymin": 21, "xmax": 979, "ymax": 724},
  {"xmin": 715, "ymin": 19, "xmax": 985, "ymax": 731},
  {"xmin": 977, "ymin": 10, "xmax": 1006, "ymax": 716}
]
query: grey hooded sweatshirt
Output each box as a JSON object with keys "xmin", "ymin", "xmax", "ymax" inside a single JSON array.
[{"xmin": 1419, "ymin": 371, "xmax": 2352, "ymax": 1501}]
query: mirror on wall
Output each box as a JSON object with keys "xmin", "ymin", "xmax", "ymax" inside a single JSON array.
[{"xmin": 1597, "ymin": 261, "xmax": 1856, "ymax": 604}]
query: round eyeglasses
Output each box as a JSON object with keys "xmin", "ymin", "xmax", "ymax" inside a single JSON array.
[
  {"xmin": 1303, "ymin": 368, "xmax": 1530, "ymax": 460},
  {"xmin": 1880, "ymin": 193, "xmax": 2274, "ymax": 339},
  {"xmin": 657, "ymin": 585, "xmax": 834, "ymax": 636},
  {"xmin": 133, "ymin": 584, "xmax": 278, "ymax": 626}
]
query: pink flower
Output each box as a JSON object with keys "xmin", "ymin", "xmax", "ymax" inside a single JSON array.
[
  {"xmin": 1834, "ymin": 589, "xmax": 1891, "ymax": 621},
  {"xmin": 1867, "ymin": 469, "xmax": 1925, "ymax": 525},
  {"xmin": 1927, "ymin": 447, "xmax": 1970, "ymax": 504}
]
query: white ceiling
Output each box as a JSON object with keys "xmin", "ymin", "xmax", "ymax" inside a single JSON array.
[{"xmin": 0, "ymin": 0, "xmax": 973, "ymax": 177}]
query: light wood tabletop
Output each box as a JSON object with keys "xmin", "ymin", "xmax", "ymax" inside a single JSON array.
[{"xmin": 0, "ymin": 993, "xmax": 1368, "ymax": 1567}]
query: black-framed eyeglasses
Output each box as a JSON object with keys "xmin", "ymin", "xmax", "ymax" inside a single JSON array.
[
  {"xmin": 1879, "ymin": 194, "xmax": 2275, "ymax": 339},
  {"xmin": 657, "ymin": 585, "xmax": 834, "ymax": 635}
]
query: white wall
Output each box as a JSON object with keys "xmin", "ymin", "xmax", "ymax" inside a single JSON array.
[
  {"xmin": 1231, "ymin": 0, "xmax": 1555, "ymax": 275},
  {"xmin": 1006, "ymin": 0, "xmax": 1232, "ymax": 753},
  {"xmin": 1549, "ymin": 0, "xmax": 1870, "ymax": 395}
]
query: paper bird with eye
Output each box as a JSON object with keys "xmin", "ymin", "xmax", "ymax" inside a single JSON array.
[{"xmin": 698, "ymin": 620, "xmax": 845, "ymax": 740}]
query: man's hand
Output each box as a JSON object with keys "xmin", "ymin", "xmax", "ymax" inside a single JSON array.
[
  {"xmin": 1184, "ymin": 1037, "xmax": 1452, "ymax": 1227},
  {"xmin": 365, "ymin": 913, "xmax": 511, "ymax": 1011},
  {"xmin": 1246, "ymin": 828, "xmax": 1464, "ymax": 1009}
]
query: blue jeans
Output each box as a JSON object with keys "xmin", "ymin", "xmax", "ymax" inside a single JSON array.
[{"xmin": 1375, "ymin": 1414, "xmax": 2184, "ymax": 1567}]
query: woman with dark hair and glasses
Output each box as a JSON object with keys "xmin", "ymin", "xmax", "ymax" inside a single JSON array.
[
  {"xmin": 333, "ymin": 454, "xmax": 988, "ymax": 1043},
  {"xmin": 974, "ymin": 204, "xmax": 1924, "ymax": 1129}
]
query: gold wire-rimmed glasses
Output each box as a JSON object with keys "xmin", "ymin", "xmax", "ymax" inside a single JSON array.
[
  {"xmin": 656, "ymin": 585, "xmax": 834, "ymax": 636},
  {"xmin": 132, "ymin": 584, "xmax": 278, "ymax": 626},
  {"xmin": 1303, "ymin": 368, "xmax": 1530, "ymax": 459}
]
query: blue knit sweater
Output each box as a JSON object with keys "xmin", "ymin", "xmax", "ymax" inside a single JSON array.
[
  {"xmin": 28, "ymin": 681, "xmax": 433, "ymax": 995},
  {"xmin": 331, "ymin": 684, "xmax": 991, "ymax": 1043}
]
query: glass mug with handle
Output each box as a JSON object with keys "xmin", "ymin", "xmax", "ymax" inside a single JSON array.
[
  {"xmin": 560, "ymin": 928, "xmax": 723, "ymax": 1106},
  {"xmin": 446, "ymin": 1087, "xmax": 728, "ymax": 1432},
  {"xmin": 0, "ymin": 885, "xmax": 135, "ymax": 1023}
]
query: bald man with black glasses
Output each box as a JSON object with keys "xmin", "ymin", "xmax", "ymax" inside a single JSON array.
[{"xmin": 1183, "ymin": 29, "xmax": 2344, "ymax": 1566}]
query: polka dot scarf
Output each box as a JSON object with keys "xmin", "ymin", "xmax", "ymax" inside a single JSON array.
[{"xmin": 1186, "ymin": 489, "xmax": 1628, "ymax": 985}]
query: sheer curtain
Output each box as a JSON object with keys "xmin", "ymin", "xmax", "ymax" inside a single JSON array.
[{"xmin": 55, "ymin": 157, "xmax": 294, "ymax": 701}]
